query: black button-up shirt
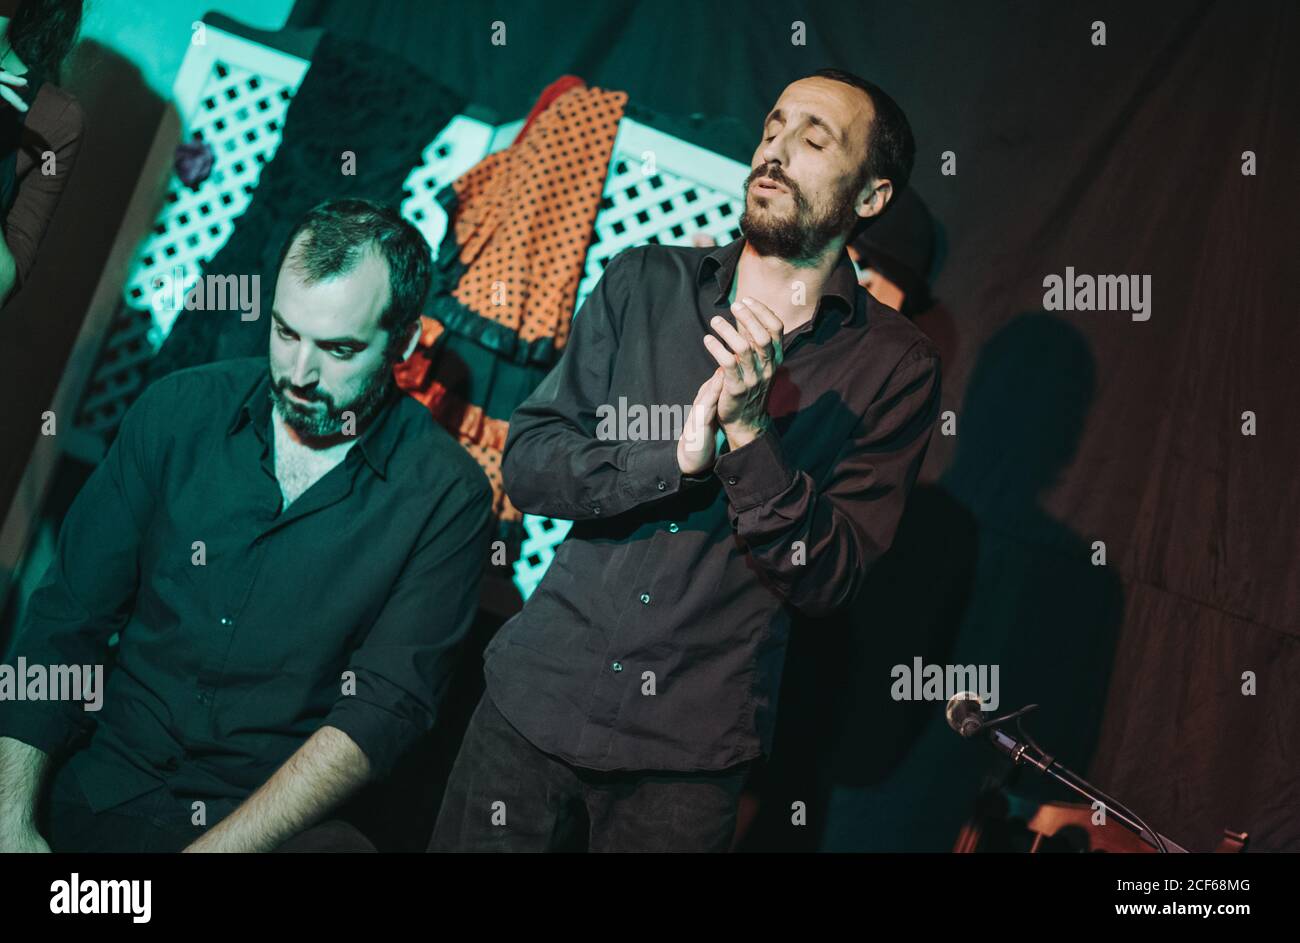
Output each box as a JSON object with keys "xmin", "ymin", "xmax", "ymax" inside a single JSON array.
[
  {"xmin": 486, "ymin": 236, "xmax": 941, "ymax": 771},
  {"xmin": 0, "ymin": 357, "xmax": 493, "ymax": 811}
]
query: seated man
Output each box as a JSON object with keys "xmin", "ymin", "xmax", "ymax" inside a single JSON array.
[{"xmin": 0, "ymin": 198, "xmax": 493, "ymax": 852}]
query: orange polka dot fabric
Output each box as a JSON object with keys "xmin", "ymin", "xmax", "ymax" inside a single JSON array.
[
  {"xmin": 446, "ymin": 81, "xmax": 627, "ymax": 350},
  {"xmin": 397, "ymin": 78, "xmax": 627, "ymax": 525}
]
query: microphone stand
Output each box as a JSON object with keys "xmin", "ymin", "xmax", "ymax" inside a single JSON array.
[{"xmin": 981, "ymin": 713, "xmax": 1188, "ymax": 853}]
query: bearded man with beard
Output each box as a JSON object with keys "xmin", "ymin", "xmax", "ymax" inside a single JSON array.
[
  {"xmin": 430, "ymin": 69, "xmax": 942, "ymax": 853},
  {"xmin": 0, "ymin": 199, "xmax": 493, "ymax": 853}
]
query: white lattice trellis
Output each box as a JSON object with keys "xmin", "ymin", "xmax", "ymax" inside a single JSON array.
[
  {"xmin": 101, "ymin": 24, "xmax": 749, "ymax": 601},
  {"xmin": 73, "ymin": 29, "xmax": 310, "ymax": 436},
  {"xmin": 124, "ymin": 28, "xmax": 310, "ymax": 346}
]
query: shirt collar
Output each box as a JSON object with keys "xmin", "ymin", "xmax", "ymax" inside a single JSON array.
[
  {"xmin": 226, "ymin": 364, "xmax": 404, "ymax": 479},
  {"xmin": 696, "ymin": 235, "xmax": 862, "ymax": 328}
]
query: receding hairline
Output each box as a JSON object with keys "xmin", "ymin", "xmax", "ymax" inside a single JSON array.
[
  {"xmin": 282, "ymin": 227, "xmax": 390, "ymax": 283},
  {"xmin": 276, "ymin": 230, "xmax": 394, "ymax": 326}
]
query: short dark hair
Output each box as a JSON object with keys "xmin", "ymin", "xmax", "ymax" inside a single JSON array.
[
  {"xmin": 276, "ymin": 198, "xmax": 432, "ymax": 361},
  {"xmin": 811, "ymin": 68, "xmax": 915, "ymax": 209},
  {"xmin": 11, "ymin": 0, "xmax": 83, "ymax": 80}
]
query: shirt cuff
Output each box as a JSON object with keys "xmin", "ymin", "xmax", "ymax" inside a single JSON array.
[
  {"xmin": 713, "ymin": 426, "xmax": 797, "ymax": 511},
  {"xmin": 624, "ymin": 439, "xmax": 712, "ymax": 502},
  {"xmin": 0, "ymin": 700, "xmax": 85, "ymax": 758},
  {"xmin": 322, "ymin": 695, "xmax": 423, "ymax": 781}
]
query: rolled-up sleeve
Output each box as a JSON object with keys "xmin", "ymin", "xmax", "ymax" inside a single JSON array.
[
  {"xmin": 322, "ymin": 476, "xmax": 493, "ymax": 777},
  {"xmin": 713, "ymin": 342, "xmax": 941, "ymax": 617}
]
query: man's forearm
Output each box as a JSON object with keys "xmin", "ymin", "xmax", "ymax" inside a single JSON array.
[
  {"xmin": 0, "ymin": 736, "xmax": 50, "ymax": 826},
  {"xmin": 183, "ymin": 725, "xmax": 370, "ymax": 853}
]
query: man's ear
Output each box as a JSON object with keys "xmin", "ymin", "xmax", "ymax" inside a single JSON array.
[
  {"xmin": 858, "ymin": 178, "xmax": 894, "ymax": 222},
  {"xmin": 399, "ymin": 319, "xmax": 422, "ymax": 361}
]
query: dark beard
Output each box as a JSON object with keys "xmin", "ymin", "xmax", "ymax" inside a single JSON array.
[
  {"xmin": 739, "ymin": 166, "xmax": 864, "ymax": 264},
  {"xmin": 268, "ymin": 363, "xmax": 395, "ymax": 441}
]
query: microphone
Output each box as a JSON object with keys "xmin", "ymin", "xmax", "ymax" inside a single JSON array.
[
  {"xmin": 945, "ymin": 691, "xmax": 986, "ymax": 738},
  {"xmin": 942, "ymin": 694, "xmax": 1181, "ymax": 852}
]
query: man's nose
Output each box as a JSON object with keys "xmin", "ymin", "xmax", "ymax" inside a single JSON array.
[
  {"xmin": 759, "ymin": 131, "xmax": 790, "ymax": 168},
  {"xmin": 288, "ymin": 346, "xmax": 319, "ymax": 388}
]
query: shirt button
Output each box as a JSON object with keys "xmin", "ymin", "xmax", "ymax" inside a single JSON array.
[
  {"xmin": 668, "ymin": 523, "xmax": 680, "ymax": 533},
  {"xmin": 592, "ymin": 505, "xmax": 602, "ymax": 516},
  {"xmin": 639, "ymin": 593, "xmax": 651, "ymax": 605},
  {"xmin": 727, "ymin": 475, "xmax": 738, "ymax": 485},
  {"xmin": 220, "ymin": 616, "xmax": 234, "ymax": 627},
  {"xmin": 196, "ymin": 689, "xmax": 212, "ymax": 705},
  {"xmin": 611, "ymin": 661, "xmax": 623, "ymax": 672},
  {"xmin": 656, "ymin": 480, "xmax": 666, "ymax": 491}
]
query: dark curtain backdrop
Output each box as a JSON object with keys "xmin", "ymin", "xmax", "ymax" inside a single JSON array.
[{"xmin": 284, "ymin": 0, "xmax": 1299, "ymax": 850}]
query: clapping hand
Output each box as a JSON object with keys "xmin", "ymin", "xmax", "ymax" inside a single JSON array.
[{"xmin": 703, "ymin": 296, "xmax": 785, "ymax": 450}]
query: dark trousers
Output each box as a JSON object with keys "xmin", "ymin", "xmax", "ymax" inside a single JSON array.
[
  {"xmin": 429, "ymin": 691, "xmax": 752, "ymax": 852},
  {"xmin": 42, "ymin": 760, "xmax": 375, "ymax": 853}
]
